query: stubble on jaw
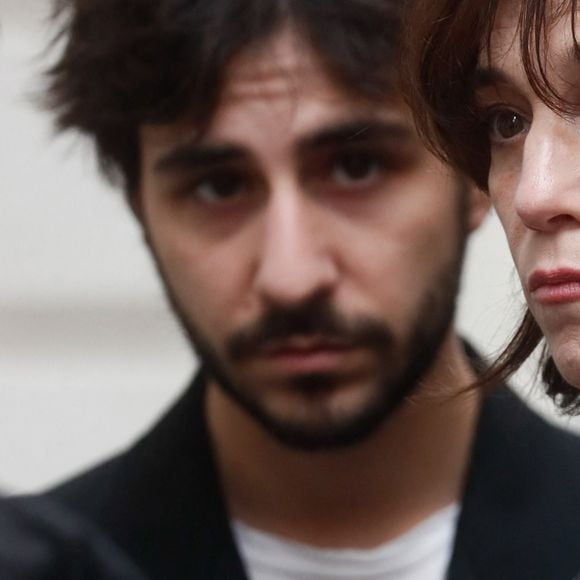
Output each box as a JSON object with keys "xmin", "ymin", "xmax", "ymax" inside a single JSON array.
[{"xmin": 139, "ymin": 177, "xmax": 471, "ymax": 450}]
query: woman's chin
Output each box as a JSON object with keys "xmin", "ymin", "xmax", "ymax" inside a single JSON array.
[{"xmin": 551, "ymin": 351, "xmax": 580, "ymax": 390}]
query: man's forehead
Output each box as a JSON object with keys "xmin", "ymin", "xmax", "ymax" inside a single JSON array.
[
  {"xmin": 219, "ymin": 24, "xmax": 399, "ymax": 107},
  {"xmin": 220, "ymin": 26, "xmax": 331, "ymax": 102},
  {"xmin": 140, "ymin": 25, "xmax": 406, "ymax": 154},
  {"xmin": 140, "ymin": 100, "xmax": 413, "ymax": 164}
]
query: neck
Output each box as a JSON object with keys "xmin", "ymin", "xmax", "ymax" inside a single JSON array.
[{"xmin": 207, "ymin": 331, "xmax": 480, "ymax": 548}]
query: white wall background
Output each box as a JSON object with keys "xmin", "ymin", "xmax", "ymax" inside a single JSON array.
[{"xmin": 1, "ymin": 1, "xmax": 576, "ymax": 493}]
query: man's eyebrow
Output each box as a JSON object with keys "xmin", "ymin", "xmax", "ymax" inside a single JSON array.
[
  {"xmin": 153, "ymin": 119, "xmax": 412, "ymax": 174},
  {"xmin": 298, "ymin": 119, "xmax": 414, "ymax": 151},
  {"xmin": 154, "ymin": 142, "xmax": 246, "ymax": 174}
]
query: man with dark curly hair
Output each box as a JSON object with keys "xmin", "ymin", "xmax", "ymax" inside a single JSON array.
[{"xmin": 36, "ymin": 0, "xmax": 580, "ymax": 578}]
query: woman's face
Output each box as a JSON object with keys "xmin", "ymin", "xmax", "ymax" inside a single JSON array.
[{"xmin": 474, "ymin": 0, "xmax": 580, "ymax": 387}]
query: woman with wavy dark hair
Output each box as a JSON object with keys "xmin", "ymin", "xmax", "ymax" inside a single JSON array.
[{"xmin": 404, "ymin": 0, "xmax": 580, "ymax": 411}]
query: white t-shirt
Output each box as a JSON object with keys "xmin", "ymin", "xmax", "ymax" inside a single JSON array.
[{"xmin": 232, "ymin": 503, "xmax": 460, "ymax": 580}]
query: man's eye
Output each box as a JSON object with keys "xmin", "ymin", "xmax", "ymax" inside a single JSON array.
[
  {"xmin": 192, "ymin": 170, "xmax": 245, "ymax": 203},
  {"xmin": 487, "ymin": 109, "xmax": 530, "ymax": 142},
  {"xmin": 331, "ymin": 151, "xmax": 384, "ymax": 185}
]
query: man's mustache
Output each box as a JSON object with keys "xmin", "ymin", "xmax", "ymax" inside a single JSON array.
[{"xmin": 227, "ymin": 297, "xmax": 392, "ymax": 361}]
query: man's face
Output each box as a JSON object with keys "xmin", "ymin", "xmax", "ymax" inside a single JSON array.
[
  {"xmin": 475, "ymin": 0, "xmax": 580, "ymax": 388},
  {"xmin": 138, "ymin": 28, "xmax": 481, "ymax": 449}
]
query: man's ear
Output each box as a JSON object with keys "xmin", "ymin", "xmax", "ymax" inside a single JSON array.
[{"xmin": 466, "ymin": 181, "xmax": 491, "ymax": 232}]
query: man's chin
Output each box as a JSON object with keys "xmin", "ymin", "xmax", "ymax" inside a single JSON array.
[
  {"xmin": 217, "ymin": 379, "xmax": 404, "ymax": 452},
  {"xmin": 242, "ymin": 410, "xmax": 392, "ymax": 452}
]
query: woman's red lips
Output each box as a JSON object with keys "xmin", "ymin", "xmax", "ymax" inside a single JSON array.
[{"xmin": 529, "ymin": 269, "xmax": 580, "ymax": 304}]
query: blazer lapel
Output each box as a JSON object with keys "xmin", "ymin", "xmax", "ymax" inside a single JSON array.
[
  {"xmin": 448, "ymin": 387, "xmax": 580, "ymax": 579},
  {"xmin": 117, "ymin": 372, "xmax": 249, "ymax": 580}
]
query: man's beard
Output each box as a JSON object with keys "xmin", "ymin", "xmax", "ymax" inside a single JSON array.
[{"xmin": 146, "ymin": 194, "xmax": 469, "ymax": 451}]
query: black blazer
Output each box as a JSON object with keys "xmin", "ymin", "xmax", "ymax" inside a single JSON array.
[
  {"xmin": 0, "ymin": 497, "xmax": 145, "ymax": 579},
  {"xmin": 46, "ymin": 373, "xmax": 580, "ymax": 579}
]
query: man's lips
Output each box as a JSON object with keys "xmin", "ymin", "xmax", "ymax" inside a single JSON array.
[
  {"xmin": 258, "ymin": 336, "xmax": 357, "ymax": 374},
  {"xmin": 528, "ymin": 269, "xmax": 580, "ymax": 305}
]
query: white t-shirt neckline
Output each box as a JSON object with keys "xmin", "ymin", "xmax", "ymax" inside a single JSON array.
[{"xmin": 232, "ymin": 503, "xmax": 460, "ymax": 579}]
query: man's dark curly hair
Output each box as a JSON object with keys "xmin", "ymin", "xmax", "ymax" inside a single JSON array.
[{"xmin": 48, "ymin": 0, "xmax": 403, "ymax": 195}]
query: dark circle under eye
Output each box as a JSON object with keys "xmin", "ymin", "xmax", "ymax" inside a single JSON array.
[{"xmin": 490, "ymin": 110, "xmax": 528, "ymax": 141}]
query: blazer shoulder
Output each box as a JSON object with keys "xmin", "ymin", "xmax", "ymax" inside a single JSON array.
[
  {"xmin": 450, "ymin": 387, "xmax": 580, "ymax": 579},
  {"xmin": 48, "ymin": 453, "xmax": 127, "ymax": 522},
  {"xmin": 481, "ymin": 387, "xmax": 580, "ymax": 482}
]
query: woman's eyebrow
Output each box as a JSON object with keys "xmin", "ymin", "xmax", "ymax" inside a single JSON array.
[{"xmin": 473, "ymin": 66, "xmax": 512, "ymax": 90}]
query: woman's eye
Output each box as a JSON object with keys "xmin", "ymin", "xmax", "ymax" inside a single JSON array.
[
  {"xmin": 487, "ymin": 109, "xmax": 530, "ymax": 142},
  {"xmin": 332, "ymin": 151, "xmax": 383, "ymax": 185},
  {"xmin": 193, "ymin": 170, "xmax": 245, "ymax": 203}
]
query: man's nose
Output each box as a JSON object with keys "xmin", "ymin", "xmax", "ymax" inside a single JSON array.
[
  {"xmin": 253, "ymin": 185, "xmax": 339, "ymax": 307},
  {"xmin": 515, "ymin": 119, "xmax": 580, "ymax": 232}
]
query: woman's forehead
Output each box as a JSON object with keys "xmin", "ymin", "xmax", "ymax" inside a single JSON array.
[{"xmin": 484, "ymin": 0, "xmax": 579, "ymax": 66}]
